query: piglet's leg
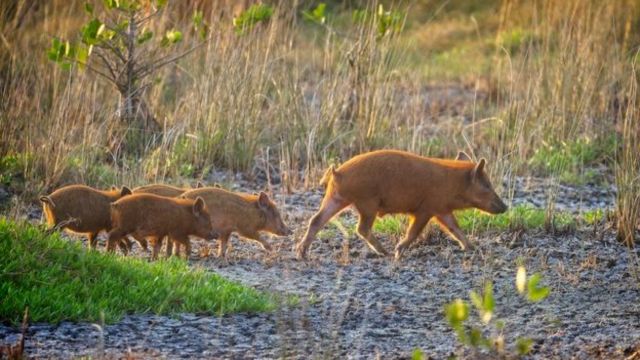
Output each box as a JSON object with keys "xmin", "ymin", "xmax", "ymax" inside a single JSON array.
[
  {"xmin": 106, "ymin": 228, "xmax": 126, "ymax": 253},
  {"xmin": 218, "ymin": 233, "xmax": 231, "ymax": 258},
  {"xmin": 435, "ymin": 213, "xmax": 472, "ymax": 250},
  {"xmin": 150, "ymin": 236, "xmax": 162, "ymax": 260},
  {"xmin": 297, "ymin": 195, "xmax": 349, "ymax": 259},
  {"xmin": 88, "ymin": 232, "xmax": 99, "ymax": 250},
  {"xmin": 247, "ymin": 233, "xmax": 272, "ymax": 253},
  {"xmin": 164, "ymin": 236, "xmax": 173, "ymax": 257},
  {"xmin": 394, "ymin": 214, "xmax": 431, "ymax": 260}
]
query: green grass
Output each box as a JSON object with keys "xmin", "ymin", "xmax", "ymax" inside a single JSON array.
[
  {"xmin": 321, "ymin": 205, "xmax": 602, "ymax": 240},
  {"xmin": 0, "ymin": 219, "xmax": 274, "ymax": 325},
  {"xmin": 456, "ymin": 205, "xmax": 577, "ymax": 232},
  {"xmin": 528, "ymin": 136, "xmax": 617, "ymax": 184}
]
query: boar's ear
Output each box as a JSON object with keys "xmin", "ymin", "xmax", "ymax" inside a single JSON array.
[
  {"xmin": 111, "ymin": 185, "xmax": 118, "ymax": 191},
  {"xmin": 471, "ymin": 158, "xmax": 486, "ymax": 181},
  {"xmin": 120, "ymin": 186, "xmax": 132, "ymax": 196},
  {"xmin": 213, "ymin": 182, "xmax": 222, "ymax": 188},
  {"xmin": 455, "ymin": 151, "xmax": 472, "ymax": 161},
  {"xmin": 196, "ymin": 181, "xmax": 205, "ymax": 188},
  {"xmin": 193, "ymin": 197, "xmax": 206, "ymax": 215},
  {"xmin": 257, "ymin": 192, "xmax": 270, "ymax": 210}
]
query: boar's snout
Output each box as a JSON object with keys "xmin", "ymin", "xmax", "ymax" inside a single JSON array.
[{"xmin": 490, "ymin": 198, "xmax": 508, "ymax": 214}]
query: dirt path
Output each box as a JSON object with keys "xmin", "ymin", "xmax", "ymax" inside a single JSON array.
[{"xmin": 1, "ymin": 181, "xmax": 638, "ymax": 359}]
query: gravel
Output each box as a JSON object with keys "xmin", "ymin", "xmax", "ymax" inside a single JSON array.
[{"xmin": 2, "ymin": 176, "xmax": 638, "ymax": 359}]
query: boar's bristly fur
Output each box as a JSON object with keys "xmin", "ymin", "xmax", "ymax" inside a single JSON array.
[
  {"xmin": 296, "ymin": 150, "xmax": 508, "ymax": 260},
  {"xmin": 108, "ymin": 194, "xmax": 217, "ymax": 260},
  {"xmin": 181, "ymin": 187, "xmax": 292, "ymax": 258},
  {"xmin": 40, "ymin": 184, "xmax": 132, "ymax": 252}
]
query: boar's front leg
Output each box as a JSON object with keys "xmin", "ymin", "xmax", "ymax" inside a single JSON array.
[
  {"xmin": 297, "ymin": 196, "xmax": 349, "ymax": 259},
  {"xmin": 435, "ymin": 213, "xmax": 472, "ymax": 250},
  {"xmin": 394, "ymin": 213, "xmax": 431, "ymax": 260}
]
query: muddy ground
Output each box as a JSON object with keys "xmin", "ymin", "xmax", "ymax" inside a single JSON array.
[{"xmin": 1, "ymin": 175, "xmax": 639, "ymax": 359}]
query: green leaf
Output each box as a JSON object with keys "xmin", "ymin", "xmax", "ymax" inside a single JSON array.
[
  {"xmin": 84, "ymin": 3, "xmax": 94, "ymax": 14},
  {"xmin": 302, "ymin": 3, "xmax": 326, "ymax": 24},
  {"xmin": 468, "ymin": 327, "xmax": 484, "ymax": 347},
  {"xmin": 483, "ymin": 282, "xmax": 495, "ymax": 313},
  {"xmin": 156, "ymin": 0, "xmax": 167, "ymax": 8},
  {"xmin": 47, "ymin": 38, "xmax": 65, "ymax": 62},
  {"xmin": 469, "ymin": 282, "xmax": 494, "ymax": 324},
  {"xmin": 445, "ymin": 299, "xmax": 469, "ymax": 328},
  {"xmin": 527, "ymin": 273, "xmax": 550, "ymax": 302},
  {"xmin": 161, "ymin": 30, "xmax": 182, "ymax": 47},
  {"xmin": 233, "ymin": 3, "xmax": 273, "ymax": 34},
  {"xmin": 516, "ymin": 337, "xmax": 534, "ymax": 355},
  {"xmin": 75, "ymin": 45, "xmax": 90, "ymax": 70},
  {"xmin": 137, "ymin": 30, "xmax": 153, "ymax": 44},
  {"xmin": 103, "ymin": 0, "xmax": 119, "ymax": 9},
  {"xmin": 81, "ymin": 18, "xmax": 105, "ymax": 45},
  {"xmin": 411, "ymin": 348, "xmax": 424, "ymax": 360},
  {"xmin": 192, "ymin": 10, "xmax": 204, "ymax": 26}
]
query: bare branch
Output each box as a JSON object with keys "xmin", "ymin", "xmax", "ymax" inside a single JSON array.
[
  {"xmin": 135, "ymin": 7, "xmax": 163, "ymax": 27},
  {"xmin": 136, "ymin": 41, "xmax": 209, "ymax": 79},
  {"xmin": 96, "ymin": 51, "xmax": 117, "ymax": 80}
]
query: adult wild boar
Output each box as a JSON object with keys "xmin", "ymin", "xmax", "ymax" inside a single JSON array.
[
  {"xmin": 40, "ymin": 184, "xmax": 132, "ymax": 252},
  {"xmin": 181, "ymin": 187, "xmax": 292, "ymax": 258},
  {"xmin": 107, "ymin": 194, "xmax": 217, "ymax": 260},
  {"xmin": 296, "ymin": 150, "xmax": 508, "ymax": 260}
]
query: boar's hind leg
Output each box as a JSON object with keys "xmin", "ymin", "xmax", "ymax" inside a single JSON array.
[
  {"xmin": 394, "ymin": 214, "xmax": 431, "ymax": 260},
  {"xmin": 296, "ymin": 196, "xmax": 349, "ymax": 259},
  {"xmin": 435, "ymin": 213, "xmax": 472, "ymax": 251},
  {"xmin": 355, "ymin": 209, "xmax": 388, "ymax": 256}
]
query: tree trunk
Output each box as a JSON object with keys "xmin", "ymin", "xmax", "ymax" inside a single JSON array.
[{"xmin": 117, "ymin": 90, "xmax": 162, "ymax": 155}]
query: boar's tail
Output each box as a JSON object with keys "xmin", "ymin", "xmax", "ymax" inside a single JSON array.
[
  {"xmin": 319, "ymin": 165, "xmax": 340, "ymax": 187},
  {"xmin": 39, "ymin": 196, "xmax": 55, "ymax": 208}
]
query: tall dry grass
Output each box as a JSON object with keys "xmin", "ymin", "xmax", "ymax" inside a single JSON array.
[{"xmin": 0, "ymin": 0, "xmax": 638, "ymax": 245}]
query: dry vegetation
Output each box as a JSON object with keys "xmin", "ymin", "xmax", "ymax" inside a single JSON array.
[{"xmin": 0, "ymin": 0, "xmax": 638, "ymax": 244}]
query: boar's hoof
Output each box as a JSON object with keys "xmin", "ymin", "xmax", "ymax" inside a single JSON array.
[{"xmin": 295, "ymin": 245, "xmax": 308, "ymax": 260}]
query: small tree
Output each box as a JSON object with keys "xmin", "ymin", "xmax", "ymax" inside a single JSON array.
[{"xmin": 47, "ymin": 0, "xmax": 208, "ymax": 154}]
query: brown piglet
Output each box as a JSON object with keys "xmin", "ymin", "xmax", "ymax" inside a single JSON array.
[
  {"xmin": 130, "ymin": 182, "xmax": 207, "ymax": 255},
  {"xmin": 107, "ymin": 193, "xmax": 217, "ymax": 260},
  {"xmin": 296, "ymin": 150, "xmax": 508, "ymax": 260},
  {"xmin": 181, "ymin": 187, "xmax": 292, "ymax": 258},
  {"xmin": 40, "ymin": 185, "xmax": 132, "ymax": 252}
]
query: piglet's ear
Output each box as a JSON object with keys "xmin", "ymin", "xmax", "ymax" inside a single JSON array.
[
  {"xmin": 455, "ymin": 151, "xmax": 472, "ymax": 161},
  {"xmin": 196, "ymin": 181, "xmax": 205, "ymax": 188},
  {"xmin": 258, "ymin": 192, "xmax": 270, "ymax": 210},
  {"xmin": 121, "ymin": 186, "xmax": 132, "ymax": 196},
  {"xmin": 193, "ymin": 197, "xmax": 206, "ymax": 216},
  {"xmin": 471, "ymin": 158, "xmax": 486, "ymax": 181}
]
